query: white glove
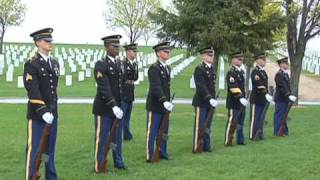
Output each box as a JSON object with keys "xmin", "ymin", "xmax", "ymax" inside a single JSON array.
[
  {"xmin": 112, "ymin": 106, "xmax": 123, "ymax": 119},
  {"xmin": 265, "ymin": 94, "xmax": 274, "ymax": 104},
  {"xmin": 209, "ymin": 98, "xmax": 218, "ymax": 107},
  {"xmin": 42, "ymin": 112, "xmax": 54, "ymax": 124},
  {"xmin": 289, "ymin": 95, "xmax": 297, "ymax": 102},
  {"xmin": 240, "ymin": 98, "xmax": 249, "ymax": 107},
  {"xmin": 163, "ymin": 101, "xmax": 174, "ymax": 112}
]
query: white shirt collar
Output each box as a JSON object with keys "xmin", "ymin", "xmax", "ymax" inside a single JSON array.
[
  {"xmin": 257, "ymin": 65, "xmax": 265, "ymax": 71},
  {"xmin": 233, "ymin": 65, "xmax": 241, "ymax": 71},
  {"xmin": 204, "ymin": 61, "xmax": 212, "ymax": 68},
  {"xmin": 38, "ymin": 51, "xmax": 50, "ymax": 62},
  {"xmin": 281, "ymin": 68, "xmax": 289, "ymax": 74},
  {"xmin": 107, "ymin": 55, "xmax": 115, "ymax": 63},
  {"xmin": 158, "ymin": 60, "xmax": 167, "ymax": 67},
  {"xmin": 127, "ymin": 58, "xmax": 136, "ymax": 65}
]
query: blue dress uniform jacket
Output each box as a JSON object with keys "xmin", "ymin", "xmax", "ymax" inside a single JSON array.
[
  {"xmin": 23, "ymin": 53, "xmax": 59, "ymax": 120},
  {"xmin": 250, "ymin": 66, "xmax": 268, "ymax": 105},
  {"xmin": 274, "ymin": 69, "xmax": 291, "ymax": 103},
  {"xmin": 23, "ymin": 52, "xmax": 60, "ymax": 180},
  {"xmin": 192, "ymin": 63, "xmax": 216, "ymax": 107},
  {"xmin": 192, "ymin": 62, "xmax": 216, "ymax": 152},
  {"xmin": 249, "ymin": 66, "xmax": 269, "ymax": 140},
  {"xmin": 146, "ymin": 61, "xmax": 171, "ymax": 113},
  {"xmin": 226, "ymin": 66, "xmax": 245, "ymax": 109},
  {"xmin": 273, "ymin": 69, "xmax": 292, "ymax": 136},
  {"xmin": 121, "ymin": 58, "xmax": 138, "ymax": 102},
  {"xmin": 92, "ymin": 56, "xmax": 122, "ymax": 117}
]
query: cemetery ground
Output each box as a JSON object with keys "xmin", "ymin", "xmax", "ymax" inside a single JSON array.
[{"xmin": 0, "ymin": 104, "xmax": 319, "ymax": 179}]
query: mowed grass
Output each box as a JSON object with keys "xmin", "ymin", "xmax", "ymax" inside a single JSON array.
[{"xmin": 0, "ymin": 104, "xmax": 319, "ymax": 179}]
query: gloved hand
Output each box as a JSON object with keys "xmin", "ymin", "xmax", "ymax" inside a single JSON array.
[
  {"xmin": 42, "ymin": 112, "xmax": 54, "ymax": 124},
  {"xmin": 112, "ymin": 106, "xmax": 123, "ymax": 119},
  {"xmin": 289, "ymin": 95, "xmax": 297, "ymax": 102},
  {"xmin": 163, "ymin": 101, "xmax": 174, "ymax": 112},
  {"xmin": 240, "ymin": 98, "xmax": 249, "ymax": 106},
  {"xmin": 265, "ymin": 94, "xmax": 274, "ymax": 104},
  {"xmin": 209, "ymin": 98, "xmax": 218, "ymax": 107}
]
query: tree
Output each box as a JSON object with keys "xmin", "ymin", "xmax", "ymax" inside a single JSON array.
[
  {"xmin": 150, "ymin": 0, "xmax": 285, "ymax": 64},
  {"xmin": 284, "ymin": 0, "xmax": 320, "ymax": 103},
  {"xmin": 103, "ymin": 0, "xmax": 160, "ymax": 44},
  {"xmin": 142, "ymin": 23, "xmax": 157, "ymax": 45},
  {"xmin": 0, "ymin": 0, "xmax": 26, "ymax": 54}
]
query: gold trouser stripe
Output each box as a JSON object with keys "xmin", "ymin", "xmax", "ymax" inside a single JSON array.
[
  {"xmin": 249, "ymin": 104, "xmax": 256, "ymax": 139},
  {"xmin": 94, "ymin": 116, "xmax": 101, "ymax": 172},
  {"xmin": 225, "ymin": 109, "xmax": 233, "ymax": 145},
  {"xmin": 30, "ymin": 99, "xmax": 45, "ymax": 105},
  {"xmin": 194, "ymin": 107, "xmax": 200, "ymax": 151},
  {"xmin": 146, "ymin": 111, "xmax": 152, "ymax": 160},
  {"xmin": 25, "ymin": 120, "xmax": 33, "ymax": 180}
]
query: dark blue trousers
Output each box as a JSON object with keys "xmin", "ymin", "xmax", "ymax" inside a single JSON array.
[
  {"xmin": 192, "ymin": 107, "xmax": 213, "ymax": 152},
  {"xmin": 94, "ymin": 115, "xmax": 124, "ymax": 172},
  {"xmin": 25, "ymin": 119, "xmax": 58, "ymax": 180},
  {"xmin": 249, "ymin": 104, "xmax": 266, "ymax": 140},
  {"xmin": 121, "ymin": 101, "xmax": 133, "ymax": 140},
  {"xmin": 146, "ymin": 111, "xmax": 169, "ymax": 161},
  {"xmin": 225, "ymin": 108, "xmax": 246, "ymax": 145},
  {"xmin": 274, "ymin": 102, "xmax": 289, "ymax": 136}
]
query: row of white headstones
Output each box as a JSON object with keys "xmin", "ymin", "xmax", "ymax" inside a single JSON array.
[
  {"xmin": 302, "ymin": 50, "xmax": 320, "ymax": 75},
  {"xmin": 0, "ymin": 45, "xmax": 198, "ymax": 88}
]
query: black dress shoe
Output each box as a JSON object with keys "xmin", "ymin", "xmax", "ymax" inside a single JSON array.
[
  {"xmin": 204, "ymin": 148, "xmax": 213, "ymax": 152},
  {"xmin": 115, "ymin": 166, "xmax": 128, "ymax": 170},
  {"xmin": 160, "ymin": 156, "xmax": 169, "ymax": 160},
  {"xmin": 237, "ymin": 143, "xmax": 246, "ymax": 145}
]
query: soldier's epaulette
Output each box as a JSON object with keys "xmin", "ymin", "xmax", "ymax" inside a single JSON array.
[
  {"xmin": 29, "ymin": 53, "xmax": 39, "ymax": 62},
  {"xmin": 150, "ymin": 62, "xmax": 158, "ymax": 68}
]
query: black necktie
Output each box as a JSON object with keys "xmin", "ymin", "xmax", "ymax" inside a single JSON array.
[{"xmin": 47, "ymin": 58, "xmax": 52, "ymax": 69}]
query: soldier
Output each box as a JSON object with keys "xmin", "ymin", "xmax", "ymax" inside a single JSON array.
[
  {"xmin": 92, "ymin": 35, "xmax": 126, "ymax": 172},
  {"xmin": 224, "ymin": 52, "xmax": 249, "ymax": 146},
  {"xmin": 192, "ymin": 47, "xmax": 218, "ymax": 153},
  {"xmin": 23, "ymin": 28, "xmax": 59, "ymax": 180},
  {"xmin": 273, "ymin": 57, "xmax": 296, "ymax": 136},
  {"xmin": 249, "ymin": 52, "xmax": 274, "ymax": 141},
  {"xmin": 121, "ymin": 43, "xmax": 139, "ymax": 141},
  {"xmin": 146, "ymin": 42, "xmax": 174, "ymax": 162}
]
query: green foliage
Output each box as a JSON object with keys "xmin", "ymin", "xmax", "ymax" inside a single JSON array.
[{"xmin": 150, "ymin": 0, "xmax": 286, "ymax": 65}]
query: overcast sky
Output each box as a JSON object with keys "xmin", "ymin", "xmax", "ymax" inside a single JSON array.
[{"xmin": 4, "ymin": 0, "xmax": 320, "ymax": 51}]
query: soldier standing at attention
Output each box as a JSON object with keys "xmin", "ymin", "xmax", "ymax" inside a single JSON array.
[
  {"xmin": 24, "ymin": 28, "xmax": 59, "ymax": 180},
  {"xmin": 273, "ymin": 57, "xmax": 296, "ymax": 136},
  {"xmin": 146, "ymin": 42, "xmax": 174, "ymax": 162},
  {"xmin": 249, "ymin": 52, "xmax": 274, "ymax": 141},
  {"xmin": 192, "ymin": 47, "xmax": 218, "ymax": 153},
  {"xmin": 121, "ymin": 43, "xmax": 139, "ymax": 141},
  {"xmin": 224, "ymin": 52, "xmax": 249, "ymax": 146},
  {"xmin": 92, "ymin": 35, "xmax": 127, "ymax": 172}
]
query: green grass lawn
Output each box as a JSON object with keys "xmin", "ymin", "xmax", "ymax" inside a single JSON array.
[{"xmin": 0, "ymin": 104, "xmax": 319, "ymax": 179}]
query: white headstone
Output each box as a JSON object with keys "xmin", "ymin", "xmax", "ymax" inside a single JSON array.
[
  {"xmin": 6, "ymin": 70, "xmax": 13, "ymax": 82},
  {"xmin": 218, "ymin": 57, "xmax": 225, "ymax": 90},
  {"xmin": 71, "ymin": 65, "xmax": 77, "ymax": 73},
  {"xmin": 0, "ymin": 54, "xmax": 4, "ymax": 75},
  {"xmin": 138, "ymin": 71, "xmax": 144, "ymax": 82},
  {"xmin": 66, "ymin": 75, "xmax": 72, "ymax": 86},
  {"xmin": 78, "ymin": 71, "xmax": 85, "ymax": 81},
  {"xmin": 144, "ymin": 68, "xmax": 148, "ymax": 77},
  {"xmin": 85, "ymin": 68, "xmax": 91, "ymax": 77},
  {"xmin": 17, "ymin": 76, "xmax": 24, "ymax": 88},
  {"xmin": 60, "ymin": 67, "xmax": 66, "ymax": 76},
  {"xmin": 190, "ymin": 76, "xmax": 195, "ymax": 89}
]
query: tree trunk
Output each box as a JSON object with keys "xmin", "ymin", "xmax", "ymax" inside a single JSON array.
[
  {"xmin": 0, "ymin": 31, "xmax": 4, "ymax": 54},
  {"xmin": 289, "ymin": 48, "xmax": 305, "ymax": 104}
]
